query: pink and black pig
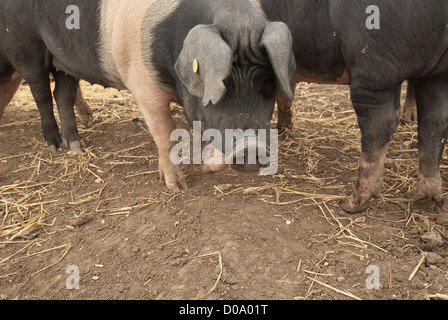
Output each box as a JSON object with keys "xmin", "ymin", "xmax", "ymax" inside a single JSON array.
[
  {"xmin": 255, "ymin": 0, "xmax": 448, "ymax": 217},
  {"xmin": 0, "ymin": 0, "xmax": 296, "ymax": 191}
]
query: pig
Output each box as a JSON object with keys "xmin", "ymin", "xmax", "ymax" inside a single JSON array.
[
  {"xmin": 0, "ymin": 71, "xmax": 93, "ymax": 129},
  {"xmin": 73, "ymin": 86, "xmax": 93, "ymax": 128},
  {"xmin": 0, "ymin": 70, "xmax": 21, "ymax": 119},
  {"xmin": 0, "ymin": 0, "xmax": 296, "ymax": 191},
  {"xmin": 401, "ymin": 82, "xmax": 417, "ymax": 123},
  {"xmin": 254, "ymin": 0, "xmax": 448, "ymax": 215}
]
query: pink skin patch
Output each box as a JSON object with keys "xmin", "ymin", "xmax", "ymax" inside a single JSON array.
[
  {"xmin": 0, "ymin": 71, "xmax": 22, "ymax": 119},
  {"xmin": 413, "ymin": 173, "xmax": 443, "ymax": 211},
  {"xmin": 341, "ymin": 169, "xmax": 383, "ymax": 214},
  {"xmin": 341, "ymin": 150, "xmax": 388, "ymax": 214},
  {"xmin": 202, "ymin": 147, "xmax": 228, "ymax": 173},
  {"xmin": 101, "ymin": 1, "xmax": 188, "ymax": 192}
]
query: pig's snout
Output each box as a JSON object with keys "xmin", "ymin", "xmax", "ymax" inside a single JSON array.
[
  {"xmin": 202, "ymin": 147, "xmax": 227, "ymax": 173},
  {"xmin": 203, "ymin": 130, "xmax": 276, "ymax": 174}
]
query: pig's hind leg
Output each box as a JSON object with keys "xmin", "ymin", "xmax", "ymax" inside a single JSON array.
[
  {"xmin": 23, "ymin": 74, "xmax": 63, "ymax": 153},
  {"xmin": 75, "ymin": 86, "xmax": 93, "ymax": 128},
  {"xmin": 340, "ymin": 85, "xmax": 401, "ymax": 213},
  {"xmin": 412, "ymin": 76, "xmax": 448, "ymax": 212},
  {"xmin": 53, "ymin": 71, "xmax": 84, "ymax": 154},
  {"xmin": 5, "ymin": 44, "xmax": 64, "ymax": 152}
]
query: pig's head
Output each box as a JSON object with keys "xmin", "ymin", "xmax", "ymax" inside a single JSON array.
[{"xmin": 174, "ymin": 12, "xmax": 296, "ymax": 154}]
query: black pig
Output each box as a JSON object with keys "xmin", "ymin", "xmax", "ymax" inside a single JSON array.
[{"xmin": 255, "ymin": 0, "xmax": 448, "ymax": 215}]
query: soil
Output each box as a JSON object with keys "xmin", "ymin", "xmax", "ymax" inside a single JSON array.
[{"xmin": 0, "ymin": 81, "xmax": 447, "ymax": 301}]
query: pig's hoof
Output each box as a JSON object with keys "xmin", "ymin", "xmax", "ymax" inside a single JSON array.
[
  {"xmin": 401, "ymin": 101, "xmax": 417, "ymax": 123},
  {"xmin": 412, "ymin": 197, "xmax": 437, "ymax": 212},
  {"xmin": 276, "ymin": 123, "xmax": 292, "ymax": 138},
  {"xmin": 45, "ymin": 133, "xmax": 63, "ymax": 153},
  {"xmin": 68, "ymin": 140, "xmax": 85, "ymax": 155},
  {"xmin": 165, "ymin": 177, "xmax": 189, "ymax": 193},
  {"xmin": 160, "ymin": 163, "xmax": 189, "ymax": 192},
  {"xmin": 401, "ymin": 113, "xmax": 416, "ymax": 124},
  {"xmin": 48, "ymin": 144, "xmax": 59, "ymax": 154},
  {"xmin": 79, "ymin": 119, "xmax": 89, "ymax": 129},
  {"xmin": 80, "ymin": 110, "xmax": 93, "ymax": 128},
  {"xmin": 276, "ymin": 111, "xmax": 292, "ymax": 133},
  {"xmin": 340, "ymin": 196, "xmax": 367, "ymax": 214},
  {"xmin": 412, "ymin": 189, "xmax": 443, "ymax": 212},
  {"xmin": 62, "ymin": 139, "xmax": 85, "ymax": 155}
]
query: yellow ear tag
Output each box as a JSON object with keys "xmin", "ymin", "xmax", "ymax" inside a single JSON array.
[{"xmin": 193, "ymin": 59, "xmax": 199, "ymax": 74}]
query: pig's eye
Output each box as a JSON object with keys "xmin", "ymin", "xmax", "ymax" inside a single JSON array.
[{"xmin": 261, "ymin": 78, "xmax": 276, "ymax": 99}]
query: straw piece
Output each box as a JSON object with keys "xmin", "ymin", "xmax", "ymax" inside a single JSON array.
[
  {"xmin": 31, "ymin": 243, "xmax": 71, "ymax": 276},
  {"xmin": 296, "ymin": 260, "xmax": 302, "ymax": 273},
  {"xmin": 0, "ymin": 240, "xmax": 37, "ymax": 265},
  {"xmin": 388, "ymin": 263, "xmax": 393, "ymax": 289},
  {"xmin": 305, "ymin": 276, "xmax": 362, "ymax": 300},
  {"xmin": 192, "ymin": 251, "xmax": 223, "ymax": 295},
  {"xmin": 409, "ymin": 253, "xmax": 427, "ymax": 282},
  {"xmin": 426, "ymin": 293, "xmax": 448, "ymax": 300}
]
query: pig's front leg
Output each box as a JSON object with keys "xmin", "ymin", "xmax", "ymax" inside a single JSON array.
[
  {"xmin": 276, "ymin": 83, "xmax": 296, "ymax": 133},
  {"xmin": 411, "ymin": 78, "xmax": 448, "ymax": 212},
  {"xmin": 137, "ymin": 91, "xmax": 189, "ymax": 192},
  {"xmin": 53, "ymin": 71, "xmax": 84, "ymax": 154}
]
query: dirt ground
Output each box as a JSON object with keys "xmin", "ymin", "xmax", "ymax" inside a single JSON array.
[{"xmin": 0, "ymin": 80, "xmax": 447, "ymax": 301}]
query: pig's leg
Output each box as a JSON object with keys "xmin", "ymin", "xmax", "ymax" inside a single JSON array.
[
  {"xmin": 25, "ymin": 75, "xmax": 62, "ymax": 153},
  {"xmin": 0, "ymin": 71, "xmax": 22, "ymax": 119},
  {"xmin": 401, "ymin": 81, "xmax": 417, "ymax": 123},
  {"xmin": 276, "ymin": 84, "xmax": 296, "ymax": 133},
  {"xmin": 53, "ymin": 72, "xmax": 84, "ymax": 154},
  {"xmin": 132, "ymin": 87, "xmax": 189, "ymax": 192},
  {"xmin": 276, "ymin": 93, "xmax": 292, "ymax": 132},
  {"xmin": 412, "ymin": 77, "xmax": 448, "ymax": 211},
  {"xmin": 74, "ymin": 86, "xmax": 93, "ymax": 127},
  {"xmin": 10, "ymin": 46, "xmax": 63, "ymax": 152},
  {"xmin": 341, "ymin": 86, "xmax": 401, "ymax": 214}
]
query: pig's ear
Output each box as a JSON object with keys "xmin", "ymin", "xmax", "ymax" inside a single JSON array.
[
  {"xmin": 175, "ymin": 25, "xmax": 233, "ymax": 107},
  {"xmin": 261, "ymin": 22, "xmax": 297, "ymax": 102}
]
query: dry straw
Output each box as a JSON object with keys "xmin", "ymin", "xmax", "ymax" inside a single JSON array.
[
  {"xmin": 0, "ymin": 81, "xmax": 155, "ymax": 276},
  {"xmin": 1, "ymin": 80, "xmax": 446, "ymax": 298}
]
